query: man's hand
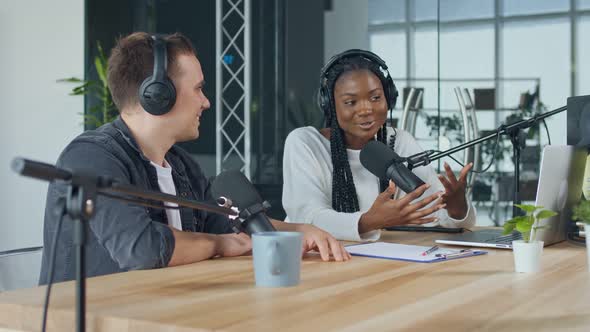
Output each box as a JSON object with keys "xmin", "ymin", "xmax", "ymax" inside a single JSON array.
[
  {"xmin": 438, "ymin": 162, "xmax": 472, "ymax": 219},
  {"xmin": 293, "ymin": 224, "xmax": 351, "ymax": 262},
  {"xmin": 214, "ymin": 233, "xmax": 252, "ymax": 257}
]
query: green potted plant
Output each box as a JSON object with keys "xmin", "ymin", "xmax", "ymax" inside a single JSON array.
[
  {"xmin": 503, "ymin": 204, "xmax": 557, "ymax": 273},
  {"xmin": 58, "ymin": 42, "xmax": 117, "ymax": 129},
  {"xmin": 572, "ymin": 199, "xmax": 590, "ymax": 271}
]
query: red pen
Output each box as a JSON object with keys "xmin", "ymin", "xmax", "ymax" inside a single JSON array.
[{"xmin": 421, "ymin": 245, "xmax": 439, "ymax": 256}]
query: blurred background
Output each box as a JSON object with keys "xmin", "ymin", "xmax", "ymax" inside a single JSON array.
[{"xmin": 1, "ymin": 0, "xmax": 589, "ymax": 258}]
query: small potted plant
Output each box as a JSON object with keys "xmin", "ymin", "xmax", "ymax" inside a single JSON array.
[
  {"xmin": 572, "ymin": 199, "xmax": 590, "ymax": 271},
  {"xmin": 503, "ymin": 204, "xmax": 557, "ymax": 273}
]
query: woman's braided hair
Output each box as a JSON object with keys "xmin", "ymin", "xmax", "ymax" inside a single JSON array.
[{"xmin": 324, "ymin": 56, "xmax": 396, "ymax": 213}]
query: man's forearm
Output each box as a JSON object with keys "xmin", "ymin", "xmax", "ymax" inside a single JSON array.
[
  {"xmin": 167, "ymin": 229, "xmax": 219, "ymax": 266},
  {"xmin": 270, "ymin": 218, "xmax": 300, "ymax": 231}
]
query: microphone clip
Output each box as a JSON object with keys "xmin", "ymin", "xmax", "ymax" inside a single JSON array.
[
  {"xmin": 216, "ymin": 196, "xmax": 243, "ymax": 233},
  {"xmin": 217, "ymin": 197, "xmax": 273, "ymax": 234},
  {"xmin": 238, "ymin": 201, "xmax": 272, "ymax": 221}
]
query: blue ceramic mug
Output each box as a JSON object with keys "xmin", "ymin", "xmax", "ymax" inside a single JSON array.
[{"xmin": 252, "ymin": 231, "xmax": 303, "ymax": 287}]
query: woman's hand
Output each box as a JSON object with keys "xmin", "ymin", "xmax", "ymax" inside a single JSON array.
[
  {"xmin": 438, "ymin": 162, "xmax": 472, "ymax": 219},
  {"xmin": 358, "ymin": 181, "xmax": 445, "ymax": 233},
  {"xmin": 294, "ymin": 224, "xmax": 351, "ymax": 262}
]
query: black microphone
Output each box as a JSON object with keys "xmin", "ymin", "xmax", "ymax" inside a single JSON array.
[
  {"xmin": 211, "ymin": 170, "xmax": 277, "ymax": 235},
  {"xmin": 11, "ymin": 158, "xmax": 72, "ymax": 182},
  {"xmin": 360, "ymin": 140, "xmax": 426, "ymax": 193}
]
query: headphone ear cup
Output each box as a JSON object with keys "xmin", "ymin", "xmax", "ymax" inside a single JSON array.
[
  {"xmin": 385, "ymin": 76, "xmax": 398, "ymax": 110},
  {"xmin": 318, "ymin": 85, "xmax": 331, "ymax": 122},
  {"xmin": 139, "ymin": 77, "xmax": 177, "ymax": 116}
]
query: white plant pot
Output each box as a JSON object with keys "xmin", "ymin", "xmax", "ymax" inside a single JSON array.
[
  {"xmin": 585, "ymin": 224, "xmax": 590, "ymax": 272},
  {"xmin": 512, "ymin": 240, "xmax": 544, "ymax": 273}
]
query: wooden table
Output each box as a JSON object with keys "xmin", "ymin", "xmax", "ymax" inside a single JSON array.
[{"xmin": 1, "ymin": 230, "xmax": 589, "ymax": 331}]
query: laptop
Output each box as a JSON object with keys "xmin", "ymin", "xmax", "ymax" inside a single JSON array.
[{"xmin": 435, "ymin": 145, "xmax": 586, "ymax": 249}]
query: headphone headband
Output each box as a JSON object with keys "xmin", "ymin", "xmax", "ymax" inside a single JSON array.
[
  {"xmin": 320, "ymin": 49, "xmax": 389, "ymax": 81},
  {"xmin": 151, "ymin": 36, "xmax": 168, "ymax": 81},
  {"xmin": 317, "ymin": 49, "xmax": 398, "ymax": 124}
]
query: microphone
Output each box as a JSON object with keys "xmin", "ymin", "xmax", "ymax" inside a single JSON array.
[
  {"xmin": 211, "ymin": 170, "xmax": 277, "ymax": 235},
  {"xmin": 12, "ymin": 158, "xmax": 72, "ymax": 182},
  {"xmin": 360, "ymin": 140, "xmax": 426, "ymax": 193}
]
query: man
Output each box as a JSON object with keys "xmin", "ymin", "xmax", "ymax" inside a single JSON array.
[{"xmin": 39, "ymin": 32, "xmax": 350, "ymax": 284}]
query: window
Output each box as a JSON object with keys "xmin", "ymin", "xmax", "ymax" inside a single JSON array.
[
  {"xmin": 578, "ymin": 16, "xmax": 590, "ymax": 94},
  {"xmin": 413, "ymin": 0, "xmax": 438, "ymax": 22},
  {"xmin": 369, "ymin": 30, "xmax": 407, "ymax": 79},
  {"xmin": 501, "ymin": 18, "xmax": 570, "ymax": 145},
  {"xmin": 440, "ymin": 0, "xmax": 494, "ymax": 21},
  {"xmin": 579, "ymin": 0, "xmax": 590, "ymax": 10},
  {"xmin": 369, "ymin": 0, "xmax": 405, "ymax": 24},
  {"xmin": 502, "ymin": 0, "xmax": 569, "ymax": 16}
]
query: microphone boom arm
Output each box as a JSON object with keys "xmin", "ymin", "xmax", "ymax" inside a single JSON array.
[
  {"xmin": 405, "ymin": 104, "xmax": 566, "ymax": 218},
  {"xmin": 407, "ymin": 105, "xmax": 566, "ymax": 169}
]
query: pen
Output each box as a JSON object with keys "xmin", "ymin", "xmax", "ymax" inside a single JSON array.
[
  {"xmin": 435, "ymin": 250, "xmax": 473, "ymax": 259},
  {"xmin": 421, "ymin": 245, "xmax": 439, "ymax": 256}
]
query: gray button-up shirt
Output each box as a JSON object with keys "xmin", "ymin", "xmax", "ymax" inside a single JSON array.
[{"xmin": 39, "ymin": 117, "xmax": 232, "ymax": 284}]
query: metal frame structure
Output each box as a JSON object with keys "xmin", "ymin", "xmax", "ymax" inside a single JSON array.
[{"xmin": 216, "ymin": 0, "xmax": 251, "ymax": 177}]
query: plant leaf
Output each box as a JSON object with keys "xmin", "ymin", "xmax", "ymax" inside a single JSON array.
[
  {"xmin": 507, "ymin": 216, "xmax": 528, "ymax": 224},
  {"xmin": 57, "ymin": 77, "xmax": 84, "ymax": 83},
  {"xmin": 83, "ymin": 113, "xmax": 101, "ymax": 128},
  {"xmin": 502, "ymin": 222, "xmax": 515, "ymax": 235},
  {"xmin": 536, "ymin": 210, "xmax": 557, "ymax": 220},
  {"xmin": 516, "ymin": 218, "xmax": 534, "ymax": 233},
  {"xmin": 94, "ymin": 57, "xmax": 106, "ymax": 85},
  {"xmin": 572, "ymin": 200, "xmax": 590, "ymax": 222},
  {"xmin": 514, "ymin": 204, "xmax": 539, "ymax": 213}
]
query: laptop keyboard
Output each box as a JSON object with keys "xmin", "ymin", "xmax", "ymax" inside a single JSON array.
[{"xmin": 485, "ymin": 233, "xmax": 522, "ymax": 244}]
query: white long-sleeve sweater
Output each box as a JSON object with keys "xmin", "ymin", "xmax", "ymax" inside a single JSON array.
[{"xmin": 282, "ymin": 126, "xmax": 476, "ymax": 242}]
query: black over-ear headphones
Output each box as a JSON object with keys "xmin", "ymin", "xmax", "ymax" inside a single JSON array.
[
  {"xmin": 317, "ymin": 49, "xmax": 398, "ymax": 123},
  {"xmin": 139, "ymin": 35, "xmax": 177, "ymax": 116}
]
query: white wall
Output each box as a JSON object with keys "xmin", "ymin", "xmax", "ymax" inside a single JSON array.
[
  {"xmin": 0, "ymin": 0, "xmax": 84, "ymax": 252},
  {"xmin": 324, "ymin": 0, "xmax": 369, "ymax": 64}
]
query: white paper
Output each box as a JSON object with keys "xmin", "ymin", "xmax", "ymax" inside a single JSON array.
[{"xmin": 345, "ymin": 242, "xmax": 471, "ymax": 262}]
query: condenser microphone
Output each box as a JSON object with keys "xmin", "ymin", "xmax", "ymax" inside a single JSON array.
[
  {"xmin": 211, "ymin": 170, "xmax": 277, "ymax": 235},
  {"xmin": 360, "ymin": 140, "xmax": 426, "ymax": 193}
]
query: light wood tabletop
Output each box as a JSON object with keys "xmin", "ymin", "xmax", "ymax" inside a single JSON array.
[{"xmin": 1, "ymin": 230, "xmax": 589, "ymax": 332}]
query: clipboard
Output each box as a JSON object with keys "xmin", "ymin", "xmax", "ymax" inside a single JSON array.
[{"xmin": 345, "ymin": 242, "xmax": 487, "ymax": 263}]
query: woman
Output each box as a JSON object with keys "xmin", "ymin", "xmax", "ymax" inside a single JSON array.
[{"xmin": 282, "ymin": 49, "xmax": 476, "ymax": 241}]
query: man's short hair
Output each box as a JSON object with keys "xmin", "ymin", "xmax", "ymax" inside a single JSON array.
[{"xmin": 107, "ymin": 32, "xmax": 197, "ymax": 112}]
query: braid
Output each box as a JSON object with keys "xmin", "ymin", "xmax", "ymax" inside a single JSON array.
[
  {"xmin": 324, "ymin": 56, "xmax": 393, "ymax": 212},
  {"xmin": 329, "ymin": 119, "xmax": 359, "ymax": 212}
]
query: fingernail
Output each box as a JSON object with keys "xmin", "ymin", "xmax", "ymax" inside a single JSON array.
[{"xmin": 439, "ymin": 204, "xmax": 447, "ymax": 208}]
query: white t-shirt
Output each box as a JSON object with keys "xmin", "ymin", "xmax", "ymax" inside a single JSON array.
[
  {"xmin": 282, "ymin": 126, "xmax": 476, "ymax": 242},
  {"xmin": 151, "ymin": 160, "xmax": 183, "ymax": 231}
]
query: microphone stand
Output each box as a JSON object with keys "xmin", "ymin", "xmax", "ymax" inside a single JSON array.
[
  {"xmin": 11, "ymin": 158, "xmax": 238, "ymax": 332},
  {"xmin": 406, "ymin": 105, "xmax": 567, "ymax": 218}
]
